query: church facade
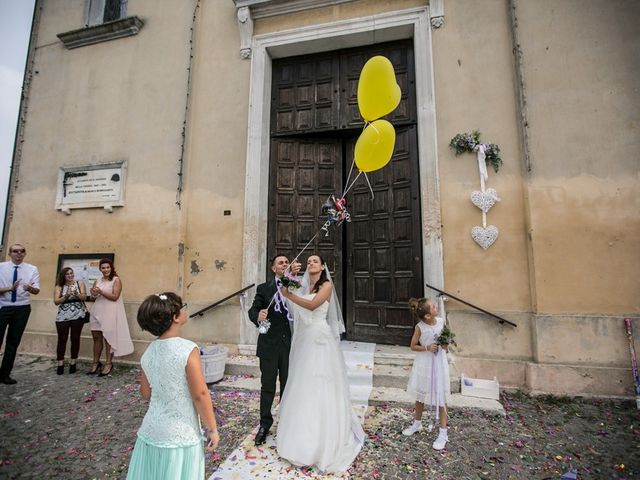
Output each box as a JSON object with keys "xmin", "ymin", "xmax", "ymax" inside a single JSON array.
[{"xmin": 3, "ymin": 0, "xmax": 639, "ymax": 397}]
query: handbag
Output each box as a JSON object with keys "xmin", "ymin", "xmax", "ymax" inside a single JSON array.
[{"xmin": 78, "ymin": 282, "xmax": 91, "ymax": 324}]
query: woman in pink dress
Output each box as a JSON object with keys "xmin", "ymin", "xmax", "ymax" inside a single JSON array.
[{"xmin": 88, "ymin": 258, "xmax": 134, "ymax": 376}]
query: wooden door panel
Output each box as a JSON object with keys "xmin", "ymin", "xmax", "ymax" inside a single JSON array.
[
  {"xmin": 269, "ymin": 41, "xmax": 420, "ymax": 345},
  {"xmin": 272, "ymin": 55, "xmax": 340, "ymax": 134},
  {"xmin": 268, "ymin": 138, "xmax": 343, "ymax": 298},
  {"xmin": 346, "ymin": 125, "xmax": 423, "ymax": 345},
  {"xmin": 340, "ymin": 41, "xmax": 416, "ymax": 129}
]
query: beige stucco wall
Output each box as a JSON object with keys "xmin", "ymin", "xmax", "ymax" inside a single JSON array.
[
  {"xmin": 517, "ymin": 0, "xmax": 640, "ymax": 315},
  {"xmin": 12, "ymin": 0, "xmax": 193, "ymax": 297},
  {"xmin": 434, "ymin": 0, "xmax": 532, "ymax": 312},
  {"xmin": 438, "ymin": 0, "xmax": 640, "ymax": 396},
  {"xmin": 4, "ymin": 0, "xmax": 639, "ymax": 396},
  {"xmin": 7, "ymin": 0, "xmax": 248, "ymax": 356},
  {"xmin": 181, "ymin": 0, "xmax": 249, "ymax": 304}
]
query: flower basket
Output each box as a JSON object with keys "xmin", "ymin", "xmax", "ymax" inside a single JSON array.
[{"xmin": 199, "ymin": 345, "xmax": 228, "ymax": 384}]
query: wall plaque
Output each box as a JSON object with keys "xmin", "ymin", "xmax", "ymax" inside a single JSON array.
[{"xmin": 55, "ymin": 161, "xmax": 126, "ymax": 214}]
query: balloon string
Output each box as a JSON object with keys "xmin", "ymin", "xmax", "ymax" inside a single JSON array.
[
  {"xmin": 342, "ymin": 160, "xmax": 356, "ymax": 199},
  {"xmin": 363, "ymin": 172, "xmax": 375, "ymax": 199},
  {"xmin": 342, "ymin": 171, "xmax": 362, "ymax": 199},
  {"xmin": 264, "ymin": 222, "xmax": 325, "ymax": 312},
  {"xmin": 268, "ymin": 135, "xmax": 367, "ymax": 311},
  {"xmin": 342, "ymin": 121, "xmax": 369, "ymax": 198},
  {"xmin": 369, "ymin": 122, "xmax": 381, "ymax": 142},
  {"xmin": 290, "ymin": 228, "xmax": 322, "ymax": 267}
]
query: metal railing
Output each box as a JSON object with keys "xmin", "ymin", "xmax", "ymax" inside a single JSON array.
[
  {"xmin": 190, "ymin": 284, "xmax": 255, "ymax": 318},
  {"xmin": 426, "ymin": 282, "xmax": 517, "ymax": 327}
]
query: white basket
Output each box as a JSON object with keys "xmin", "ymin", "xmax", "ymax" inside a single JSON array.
[
  {"xmin": 200, "ymin": 345, "xmax": 228, "ymax": 384},
  {"xmin": 460, "ymin": 373, "xmax": 500, "ymax": 400}
]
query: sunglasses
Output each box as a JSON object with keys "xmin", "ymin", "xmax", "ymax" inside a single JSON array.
[
  {"xmin": 11, "ymin": 249, "xmax": 26, "ymax": 254},
  {"xmin": 182, "ymin": 303, "xmax": 188, "ymax": 310}
]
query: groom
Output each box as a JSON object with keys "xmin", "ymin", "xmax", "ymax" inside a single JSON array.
[{"xmin": 248, "ymin": 255, "xmax": 301, "ymax": 446}]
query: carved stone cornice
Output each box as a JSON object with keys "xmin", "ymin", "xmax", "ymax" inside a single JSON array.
[
  {"xmin": 431, "ymin": 16, "xmax": 444, "ymax": 28},
  {"xmin": 233, "ymin": 0, "xmax": 354, "ymax": 20},
  {"xmin": 57, "ymin": 16, "xmax": 144, "ymax": 49},
  {"xmin": 237, "ymin": 6, "xmax": 254, "ymax": 59},
  {"xmin": 232, "ymin": 0, "xmax": 355, "ymax": 59},
  {"xmin": 430, "ymin": 0, "xmax": 445, "ymax": 28},
  {"xmin": 232, "ymin": 0, "xmax": 444, "ymax": 58}
]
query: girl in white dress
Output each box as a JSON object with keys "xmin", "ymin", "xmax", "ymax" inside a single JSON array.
[
  {"xmin": 277, "ymin": 255, "xmax": 364, "ymax": 473},
  {"xmin": 402, "ymin": 297, "xmax": 451, "ymax": 450}
]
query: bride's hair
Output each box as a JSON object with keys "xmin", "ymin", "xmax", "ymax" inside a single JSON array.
[{"xmin": 310, "ymin": 255, "xmax": 330, "ymax": 293}]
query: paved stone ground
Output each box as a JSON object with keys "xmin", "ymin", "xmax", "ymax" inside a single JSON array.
[{"xmin": 0, "ymin": 355, "xmax": 638, "ymax": 479}]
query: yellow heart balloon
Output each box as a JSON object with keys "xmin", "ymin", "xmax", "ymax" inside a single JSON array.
[
  {"xmin": 357, "ymin": 56, "xmax": 402, "ymax": 122},
  {"xmin": 354, "ymin": 120, "xmax": 396, "ymax": 173}
]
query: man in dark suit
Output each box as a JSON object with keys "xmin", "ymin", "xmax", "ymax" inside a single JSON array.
[{"xmin": 248, "ymin": 255, "xmax": 300, "ymax": 446}]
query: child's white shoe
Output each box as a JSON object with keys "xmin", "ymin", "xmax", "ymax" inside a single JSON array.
[
  {"xmin": 432, "ymin": 428, "xmax": 448, "ymax": 450},
  {"xmin": 402, "ymin": 421, "xmax": 422, "ymax": 436}
]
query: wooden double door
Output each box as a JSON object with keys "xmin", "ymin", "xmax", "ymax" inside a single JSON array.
[{"xmin": 267, "ymin": 41, "xmax": 423, "ymax": 345}]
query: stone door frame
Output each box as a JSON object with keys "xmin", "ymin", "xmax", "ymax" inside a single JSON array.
[{"xmin": 239, "ymin": 6, "xmax": 444, "ymax": 349}]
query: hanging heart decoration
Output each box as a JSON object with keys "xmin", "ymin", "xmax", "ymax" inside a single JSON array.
[
  {"xmin": 471, "ymin": 225, "xmax": 499, "ymax": 250},
  {"xmin": 470, "ymin": 188, "xmax": 500, "ymax": 213}
]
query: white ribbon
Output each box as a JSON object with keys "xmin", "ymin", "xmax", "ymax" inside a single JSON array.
[
  {"xmin": 474, "ymin": 144, "xmax": 489, "ymax": 226},
  {"xmin": 474, "ymin": 143, "xmax": 488, "ymax": 192}
]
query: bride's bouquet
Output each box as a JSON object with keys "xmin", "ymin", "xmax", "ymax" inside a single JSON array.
[{"xmin": 280, "ymin": 270, "xmax": 302, "ymax": 292}]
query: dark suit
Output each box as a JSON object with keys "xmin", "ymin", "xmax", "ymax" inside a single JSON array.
[{"xmin": 248, "ymin": 279, "xmax": 292, "ymax": 430}]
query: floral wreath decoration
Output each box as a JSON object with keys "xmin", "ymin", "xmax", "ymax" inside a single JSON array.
[
  {"xmin": 449, "ymin": 130, "xmax": 503, "ymax": 173},
  {"xmin": 449, "ymin": 130, "xmax": 504, "ymax": 250}
]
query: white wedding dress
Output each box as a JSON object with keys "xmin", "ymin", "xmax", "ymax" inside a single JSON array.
[{"xmin": 276, "ymin": 294, "xmax": 365, "ymax": 473}]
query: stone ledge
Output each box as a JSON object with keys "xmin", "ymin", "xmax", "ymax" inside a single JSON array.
[
  {"xmin": 456, "ymin": 355, "xmax": 637, "ymax": 398},
  {"xmin": 526, "ymin": 362, "xmax": 634, "ymax": 398},
  {"xmin": 234, "ymin": 0, "xmax": 354, "ymax": 20},
  {"xmin": 57, "ymin": 16, "xmax": 144, "ymax": 49},
  {"xmin": 213, "ymin": 374, "xmax": 505, "ymax": 414},
  {"xmin": 369, "ymin": 386, "xmax": 505, "ymax": 415}
]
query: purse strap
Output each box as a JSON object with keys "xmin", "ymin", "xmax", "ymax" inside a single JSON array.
[{"xmin": 77, "ymin": 282, "xmax": 89, "ymax": 310}]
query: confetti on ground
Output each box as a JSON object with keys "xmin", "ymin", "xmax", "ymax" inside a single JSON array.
[{"xmin": 0, "ymin": 355, "xmax": 638, "ymax": 479}]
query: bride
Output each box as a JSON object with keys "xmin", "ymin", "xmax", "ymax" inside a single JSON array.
[{"xmin": 276, "ymin": 254, "xmax": 365, "ymax": 473}]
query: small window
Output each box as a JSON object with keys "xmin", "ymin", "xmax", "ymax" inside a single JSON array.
[{"xmin": 85, "ymin": 0, "xmax": 127, "ymax": 27}]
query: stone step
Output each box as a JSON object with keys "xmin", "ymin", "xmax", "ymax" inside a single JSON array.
[
  {"xmin": 224, "ymin": 354, "xmax": 461, "ymax": 392},
  {"xmin": 224, "ymin": 354, "xmax": 260, "ymax": 377},
  {"xmin": 369, "ymin": 386, "xmax": 505, "ymax": 415},
  {"xmin": 214, "ymin": 374, "xmax": 503, "ymax": 415},
  {"xmin": 373, "ymin": 363, "xmax": 415, "ymax": 388},
  {"xmin": 373, "ymin": 363, "xmax": 461, "ymax": 393},
  {"xmin": 374, "ymin": 344, "xmax": 415, "ymax": 366},
  {"xmin": 236, "ymin": 344, "xmax": 418, "ymax": 366}
]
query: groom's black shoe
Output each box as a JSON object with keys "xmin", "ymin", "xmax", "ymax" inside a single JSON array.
[
  {"xmin": 254, "ymin": 426, "xmax": 269, "ymax": 446},
  {"xmin": 0, "ymin": 376, "xmax": 17, "ymax": 385}
]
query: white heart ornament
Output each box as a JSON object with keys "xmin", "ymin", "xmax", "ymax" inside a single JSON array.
[
  {"xmin": 471, "ymin": 225, "xmax": 499, "ymax": 250},
  {"xmin": 470, "ymin": 188, "xmax": 500, "ymax": 213}
]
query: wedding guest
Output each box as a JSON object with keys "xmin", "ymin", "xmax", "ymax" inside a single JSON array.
[
  {"xmin": 0, "ymin": 244, "xmax": 40, "ymax": 385},
  {"xmin": 402, "ymin": 297, "xmax": 451, "ymax": 450},
  {"xmin": 88, "ymin": 258, "xmax": 133, "ymax": 376},
  {"xmin": 53, "ymin": 267, "xmax": 87, "ymax": 374},
  {"xmin": 126, "ymin": 292, "xmax": 218, "ymax": 480}
]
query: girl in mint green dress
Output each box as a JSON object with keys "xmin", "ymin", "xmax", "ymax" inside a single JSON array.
[{"xmin": 126, "ymin": 293, "xmax": 219, "ymax": 480}]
